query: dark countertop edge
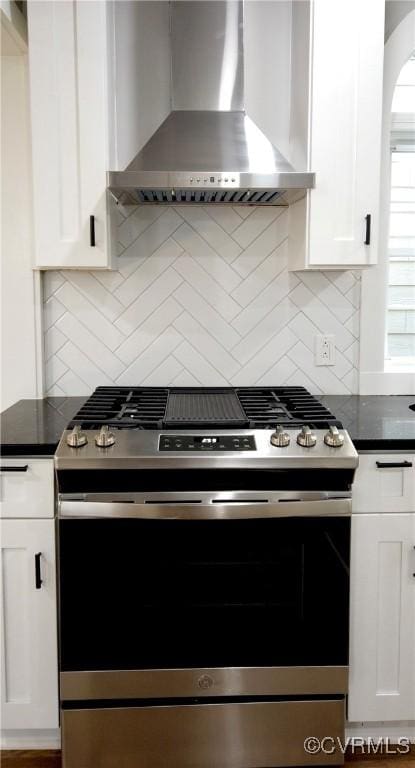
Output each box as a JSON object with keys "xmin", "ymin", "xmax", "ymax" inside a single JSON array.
[
  {"xmin": 353, "ymin": 440, "xmax": 415, "ymax": 452},
  {"xmin": 1, "ymin": 444, "xmax": 59, "ymax": 457}
]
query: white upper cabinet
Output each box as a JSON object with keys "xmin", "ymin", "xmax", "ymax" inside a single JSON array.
[
  {"xmin": 28, "ymin": 1, "xmax": 115, "ymax": 269},
  {"xmin": 289, "ymin": 0, "xmax": 385, "ymax": 270}
]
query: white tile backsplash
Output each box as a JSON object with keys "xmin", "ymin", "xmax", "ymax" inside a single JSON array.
[{"xmin": 43, "ymin": 205, "xmax": 361, "ymax": 395}]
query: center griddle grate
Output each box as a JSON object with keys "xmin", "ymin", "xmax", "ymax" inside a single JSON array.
[{"xmin": 164, "ymin": 391, "xmax": 246, "ymax": 427}]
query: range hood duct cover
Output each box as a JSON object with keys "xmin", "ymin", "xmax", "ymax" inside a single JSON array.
[{"xmin": 107, "ymin": 1, "xmax": 315, "ymax": 206}]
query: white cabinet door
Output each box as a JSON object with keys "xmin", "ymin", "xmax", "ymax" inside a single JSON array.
[
  {"xmin": 0, "ymin": 519, "xmax": 59, "ymax": 729},
  {"xmin": 28, "ymin": 1, "xmax": 115, "ymax": 269},
  {"xmin": 289, "ymin": 0, "xmax": 384, "ymax": 270},
  {"xmin": 348, "ymin": 513, "xmax": 415, "ymax": 722}
]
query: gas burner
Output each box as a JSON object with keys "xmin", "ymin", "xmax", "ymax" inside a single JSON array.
[{"xmin": 68, "ymin": 387, "xmax": 342, "ymax": 431}]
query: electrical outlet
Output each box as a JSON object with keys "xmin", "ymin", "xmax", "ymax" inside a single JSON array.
[{"xmin": 315, "ymin": 334, "xmax": 336, "ymax": 366}]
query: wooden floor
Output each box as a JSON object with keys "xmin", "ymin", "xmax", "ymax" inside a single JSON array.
[
  {"xmin": 0, "ymin": 752, "xmax": 61, "ymax": 768},
  {"xmin": 1, "ymin": 751, "xmax": 414, "ymax": 768}
]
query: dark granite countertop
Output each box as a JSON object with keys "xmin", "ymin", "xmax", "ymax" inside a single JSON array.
[
  {"xmin": 1, "ymin": 395, "xmax": 414, "ymax": 456},
  {"xmin": 319, "ymin": 395, "xmax": 415, "ymax": 451},
  {"xmin": 0, "ymin": 397, "xmax": 86, "ymax": 456}
]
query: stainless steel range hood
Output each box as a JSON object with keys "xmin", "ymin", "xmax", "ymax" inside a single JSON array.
[{"xmin": 108, "ymin": 1, "xmax": 315, "ymax": 206}]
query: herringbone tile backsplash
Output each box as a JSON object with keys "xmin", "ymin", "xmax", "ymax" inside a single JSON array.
[{"xmin": 43, "ymin": 205, "xmax": 361, "ymax": 395}]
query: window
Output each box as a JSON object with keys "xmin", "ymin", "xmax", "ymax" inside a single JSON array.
[
  {"xmin": 360, "ymin": 14, "xmax": 415, "ymax": 394},
  {"xmin": 386, "ymin": 55, "xmax": 415, "ymax": 365}
]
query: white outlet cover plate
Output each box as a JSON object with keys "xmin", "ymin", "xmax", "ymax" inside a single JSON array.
[{"xmin": 315, "ymin": 334, "xmax": 336, "ymax": 366}]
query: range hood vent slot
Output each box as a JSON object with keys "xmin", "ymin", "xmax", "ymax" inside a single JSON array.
[{"xmin": 133, "ymin": 188, "xmax": 285, "ymax": 206}]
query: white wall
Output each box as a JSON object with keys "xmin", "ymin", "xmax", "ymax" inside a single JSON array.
[{"xmin": 1, "ymin": 18, "xmax": 42, "ymax": 411}]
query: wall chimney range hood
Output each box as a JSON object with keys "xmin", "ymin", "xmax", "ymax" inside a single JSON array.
[{"xmin": 108, "ymin": 1, "xmax": 315, "ymax": 206}]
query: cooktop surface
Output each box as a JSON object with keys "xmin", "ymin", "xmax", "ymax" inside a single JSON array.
[{"xmin": 68, "ymin": 387, "xmax": 342, "ymax": 430}]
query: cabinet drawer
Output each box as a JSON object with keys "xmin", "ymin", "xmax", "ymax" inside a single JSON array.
[
  {"xmin": 353, "ymin": 454, "xmax": 415, "ymax": 513},
  {"xmin": 62, "ymin": 699, "xmax": 345, "ymax": 768},
  {"xmin": 0, "ymin": 459, "xmax": 54, "ymax": 518}
]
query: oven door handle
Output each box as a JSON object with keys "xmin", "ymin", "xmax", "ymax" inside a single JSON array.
[{"xmin": 59, "ymin": 497, "xmax": 351, "ymax": 520}]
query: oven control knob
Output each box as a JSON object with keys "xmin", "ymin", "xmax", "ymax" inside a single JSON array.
[
  {"xmin": 297, "ymin": 425, "xmax": 317, "ymax": 448},
  {"xmin": 95, "ymin": 425, "xmax": 115, "ymax": 448},
  {"xmin": 324, "ymin": 425, "xmax": 344, "ymax": 448},
  {"xmin": 66, "ymin": 425, "xmax": 87, "ymax": 448},
  {"xmin": 270, "ymin": 426, "xmax": 290, "ymax": 447}
]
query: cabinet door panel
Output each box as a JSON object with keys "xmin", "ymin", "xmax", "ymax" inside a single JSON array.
[
  {"xmin": 348, "ymin": 514, "xmax": 415, "ymax": 721},
  {"xmin": 28, "ymin": 1, "xmax": 113, "ymax": 269},
  {"xmin": 0, "ymin": 519, "xmax": 59, "ymax": 728},
  {"xmin": 309, "ymin": 0, "xmax": 384, "ymax": 267}
]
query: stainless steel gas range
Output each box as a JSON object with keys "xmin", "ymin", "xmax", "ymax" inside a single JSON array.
[{"xmin": 55, "ymin": 387, "xmax": 358, "ymax": 768}]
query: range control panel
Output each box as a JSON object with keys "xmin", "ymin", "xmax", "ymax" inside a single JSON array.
[{"xmin": 159, "ymin": 435, "xmax": 256, "ymax": 452}]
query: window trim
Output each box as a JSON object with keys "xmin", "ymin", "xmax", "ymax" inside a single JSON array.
[
  {"xmin": 386, "ymin": 151, "xmax": 415, "ymax": 362},
  {"xmin": 359, "ymin": 10, "xmax": 415, "ymax": 395}
]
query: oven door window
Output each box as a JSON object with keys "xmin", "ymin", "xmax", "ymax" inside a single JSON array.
[{"xmin": 59, "ymin": 517, "xmax": 350, "ymax": 671}]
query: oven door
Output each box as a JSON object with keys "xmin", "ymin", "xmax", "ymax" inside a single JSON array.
[{"xmin": 59, "ymin": 492, "xmax": 350, "ymax": 699}]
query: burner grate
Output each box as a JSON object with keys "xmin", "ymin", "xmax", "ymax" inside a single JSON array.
[
  {"xmin": 70, "ymin": 387, "xmax": 169, "ymax": 429},
  {"xmin": 236, "ymin": 388, "xmax": 338, "ymax": 428},
  {"xmin": 68, "ymin": 386, "xmax": 342, "ymax": 430}
]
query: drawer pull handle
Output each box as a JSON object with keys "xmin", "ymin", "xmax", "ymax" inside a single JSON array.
[
  {"xmin": 376, "ymin": 461, "xmax": 413, "ymax": 469},
  {"xmin": 90, "ymin": 215, "xmax": 96, "ymax": 247},
  {"xmin": 35, "ymin": 553, "xmax": 43, "ymax": 589},
  {"xmin": 0, "ymin": 465, "xmax": 29, "ymax": 472},
  {"xmin": 364, "ymin": 214, "xmax": 371, "ymax": 245}
]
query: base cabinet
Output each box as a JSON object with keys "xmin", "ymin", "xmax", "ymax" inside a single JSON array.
[
  {"xmin": 348, "ymin": 513, "xmax": 415, "ymax": 721},
  {"xmin": 0, "ymin": 518, "xmax": 59, "ymax": 729}
]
